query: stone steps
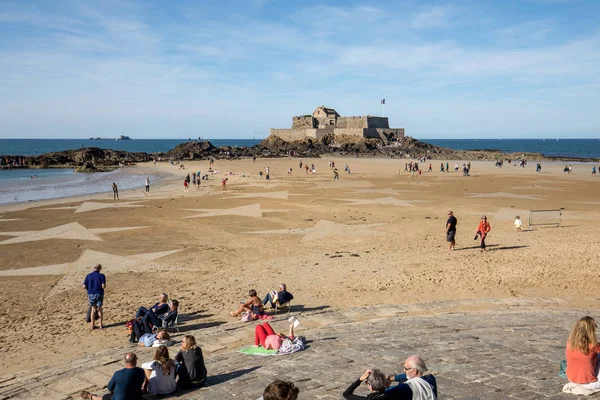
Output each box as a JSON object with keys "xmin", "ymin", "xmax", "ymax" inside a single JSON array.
[{"xmin": 0, "ymin": 297, "xmax": 590, "ymax": 399}]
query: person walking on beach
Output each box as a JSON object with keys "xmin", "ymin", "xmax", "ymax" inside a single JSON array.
[
  {"xmin": 145, "ymin": 177, "xmax": 150, "ymax": 193},
  {"xmin": 112, "ymin": 183, "xmax": 119, "ymax": 200},
  {"xmin": 221, "ymin": 178, "xmax": 228, "ymax": 191},
  {"xmin": 475, "ymin": 216, "xmax": 491, "ymax": 251},
  {"xmin": 83, "ymin": 263, "xmax": 106, "ymax": 330},
  {"xmin": 183, "ymin": 179, "xmax": 189, "ymax": 192},
  {"xmin": 592, "ymin": 166, "xmax": 596, "ymax": 176},
  {"xmin": 514, "ymin": 216, "xmax": 522, "ymax": 232},
  {"xmin": 446, "ymin": 211, "xmax": 457, "ymax": 251},
  {"xmin": 333, "ymin": 168, "xmax": 339, "ymax": 181}
]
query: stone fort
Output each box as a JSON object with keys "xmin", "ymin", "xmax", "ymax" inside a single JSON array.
[{"xmin": 270, "ymin": 105, "xmax": 405, "ymax": 142}]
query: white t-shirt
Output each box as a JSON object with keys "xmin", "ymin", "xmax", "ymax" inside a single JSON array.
[
  {"xmin": 141, "ymin": 360, "xmax": 176, "ymax": 395},
  {"xmin": 514, "ymin": 219, "xmax": 522, "ymax": 228}
]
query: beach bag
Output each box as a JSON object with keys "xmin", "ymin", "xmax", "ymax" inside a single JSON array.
[
  {"xmin": 125, "ymin": 319, "xmax": 135, "ymax": 334},
  {"xmin": 240, "ymin": 312, "xmax": 252, "ymax": 322}
]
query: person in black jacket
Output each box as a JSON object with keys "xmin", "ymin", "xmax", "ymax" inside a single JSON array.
[
  {"xmin": 343, "ymin": 369, "xmax": 389, "ymax": 399},
  {"xmin": 262, "ymin": 283, "xmax": 294, "ymax": 310},
  {"xmin": 174, "ymin": 335, "xmax": 207, "ymax": 387}
]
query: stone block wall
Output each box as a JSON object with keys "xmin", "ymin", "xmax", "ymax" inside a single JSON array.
[
  {"xmin": 332, "ymin": 128, "xmax": 366, "ymax": 138},
  {"xmin": 336, "ymin": 116, "xmax": 366, "ymax": 129},
  {"xmin": 292, "ymin": 116, "xmax": 315, "ymax": 129},
  {"xmin": 364, "ymin": 128, "xmax": 405, "ymax": 140},
  {"xmin": 270, "ymin": 129, "xmax": 311, "ymax": 141},
  {"xmin": 366, "ymin": 117, "xmax": 389, "ymax": 129}
]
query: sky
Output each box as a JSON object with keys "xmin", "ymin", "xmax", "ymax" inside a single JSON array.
[{"xmin": 0, "ymin": 0, "xmax": 599, "ymax": 139}]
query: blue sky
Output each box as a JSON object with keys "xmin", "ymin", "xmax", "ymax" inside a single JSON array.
[{"xmin": 0, "ymin": 0, "xmax": 599, "ymax": 139}]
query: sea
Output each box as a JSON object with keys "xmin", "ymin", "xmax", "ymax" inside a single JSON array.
[
  {"xmin": 0, "ymin": 138, "xmax": 598, "ymax": 205},
  {"xmin": 0, "ymin": 139, "xmax": 261, "ymax": 205}
]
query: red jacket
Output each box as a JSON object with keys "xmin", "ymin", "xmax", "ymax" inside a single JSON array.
[{"xmin": 477, "ymin": 221, "xmax": 491, "ymax": 236}]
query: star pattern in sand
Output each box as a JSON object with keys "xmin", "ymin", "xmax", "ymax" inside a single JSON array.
[
  {"xmin": 468, "ymin": 192, "xmax": 542, "ymax": 200},
  {"xmin": 350, "ymin": 188, "xmax": 419, "ymax": 195},
  {"xmin": 335, "ymin": 197, "xmax": 430, "ymax": 207},
  {"xmin": 229, "ymin": 191, "xmax": 292, "ymax": 200},
  {"xmin": 42, "ymin": 201, "xmax": 146, "ymax": 214},
  {"xmin": 0, "ymin": 222, "xmax": 147, "ymax": 245},
  {"xmin": 0, "ymin": 249, "xmax": 182, "ymax": 295},
  {"xmin": 0, "ymin": 215, "xmax": 22, "ymax": 222},
  {"xmin": 248, "ymin": 219, "xmax": 385, "ymax": 242},
  {"xmin": 181, "ymin": 203, "xmax": 289, "ymax": 219}
]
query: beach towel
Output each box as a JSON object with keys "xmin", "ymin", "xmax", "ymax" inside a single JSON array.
[
  {"xmin": 406, "ymin": 376, "xmax": 437, "ymax": 400},
  {"xmin": 562, "ymin": 382, "xmax": 600, "ymax": 396},
  {"xmin": 239, "ymin": 346, "xmax": 278, "ymax": 356}
]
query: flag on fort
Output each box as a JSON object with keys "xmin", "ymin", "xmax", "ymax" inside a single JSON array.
[{"xmin": 381, "ymin": 99, "xmax": 385, "ymax": 105}]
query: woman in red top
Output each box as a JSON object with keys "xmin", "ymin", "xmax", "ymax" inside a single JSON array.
[
  {"xmin": 475, "ymin": 216, "xmax": 491, "ymax": 251},
  {"xmin": 566, "ymin": 316, "xmax": 600, "ymax": 388}
]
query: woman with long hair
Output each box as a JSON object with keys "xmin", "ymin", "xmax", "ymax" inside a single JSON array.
[
  {"xmin": 566, "ymin": 316, "xmax": 600, "ymax": 388},
  {"xmin": 141, "ymin": 345, "xmax": 177, "ymax": 395},
  {"xmin": 175, "ymin": 335, "xmax": 207, "ymax": 385}
]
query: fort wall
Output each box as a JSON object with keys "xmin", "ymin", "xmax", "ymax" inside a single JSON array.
[
  {"xmin": 336, "ymin": 117, "xmax": 367, "ymax": 129},
  {"xmin": 366, "ymin": 117, "xmax": 389, "ymax": 129},
  {"xmin": 292, "ymin": 116, "xmax": 315, "ymax": 129},
  {"xmin": 270, "ymin": 106, "xmax": 404, "ymax": 142},
  {"xmin": 270, "ymin": 129, "xmax": 311, "ymax": 141}
]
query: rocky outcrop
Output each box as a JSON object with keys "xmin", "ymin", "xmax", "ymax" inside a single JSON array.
[
  {"xmin": 1, "ymin": 137, "xmax": 593, "ymax": 171},
  {"xmin": 1, "ymin": 147, "xmax": 152, "ymax": 170}
]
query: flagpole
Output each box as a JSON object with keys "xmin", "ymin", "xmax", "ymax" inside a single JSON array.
[{"xmin": 382, "ymin": 102, "xmax": 385, "ymax": 117}]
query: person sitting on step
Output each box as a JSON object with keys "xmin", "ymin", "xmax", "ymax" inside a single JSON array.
[
  {"xmin": 80, "ymin": 352, "xmax": 145, "ymax": 400},
  {"xmin": 262, "ymin": 283, "xmax": 294, "ymax": 310},
  {"xmin": 230, "ymin": 289, "xmax": 263, "ymax": 318}
]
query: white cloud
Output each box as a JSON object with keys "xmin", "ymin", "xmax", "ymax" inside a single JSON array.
[
  {"xmin": 0, "ymin": 1, "xmax": 598, "ymax": 138},
  {"xmin": 409, "ymin": 5, "xmax": 454, "ymax": 29}
]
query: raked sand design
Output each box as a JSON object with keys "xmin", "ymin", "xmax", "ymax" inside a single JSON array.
[
  {"xmin": 42, "ymin": 201, "xmax": 147, "ymax": 214},
  {"xmin": 468, "ymin": 192, "xmax": 543, "ymax": 200},
  {"xmin": 248, "ymin": 219, "xmax": 385, "ymax": 242},
  {"xmin": 0, "ymin": 215, "xmax": 22, "ymax": 222},
  {"xmin": 350, "ymin": 188, "xmax": 419, "ymax": 195},
  {"xmin": 0, "ymin": 249, "xmax": 182, "ymax": 296},
  {"xmin": 181, "ymin": 203, "xmax": 289, "ymax": 218},
  {"xmin": 228, "ymin": 191, "xmax": 291, "ymax": 200},
  {"xmin": 0, "ymin": 222, "xmax": 147, "ymax": 245},
  {"xmin": 1, "ymin": 156, "xmax": 600, "ymax": 376},
  {"xmin": 334, "ymin": 197, "xmax": 431, "ymax": 207}
]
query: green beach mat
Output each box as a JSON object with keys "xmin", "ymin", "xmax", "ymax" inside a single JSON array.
[{"xmin": 239, "ymin": 346, "xmax": 278, "ymax": 356}]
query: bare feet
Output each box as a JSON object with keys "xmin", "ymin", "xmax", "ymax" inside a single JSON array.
[{"xmin": 80, "ymin": 391, "xmax": 92, "ymax": 400}]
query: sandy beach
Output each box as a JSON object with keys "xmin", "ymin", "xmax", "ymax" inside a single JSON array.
[{"xmin": 1, "ymin": 157, "xmax": 599, "ymax": 374}]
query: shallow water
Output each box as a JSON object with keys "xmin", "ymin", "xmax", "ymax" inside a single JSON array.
[{"xmin": 0, "ymin": 168, "xmax": 159, "ymax": 205}]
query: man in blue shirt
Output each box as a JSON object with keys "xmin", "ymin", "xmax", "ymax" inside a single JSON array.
[
  {"xmin": 83, "ymin": 263, "xmax": 106, "ymax": 330},
  {"xmin": 80, "ymin": 352, "xmax": 145, "ymax": 400},
  {"xmin": 386, "ymin": 355, "xmax": 437, "ymax": 399}
]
